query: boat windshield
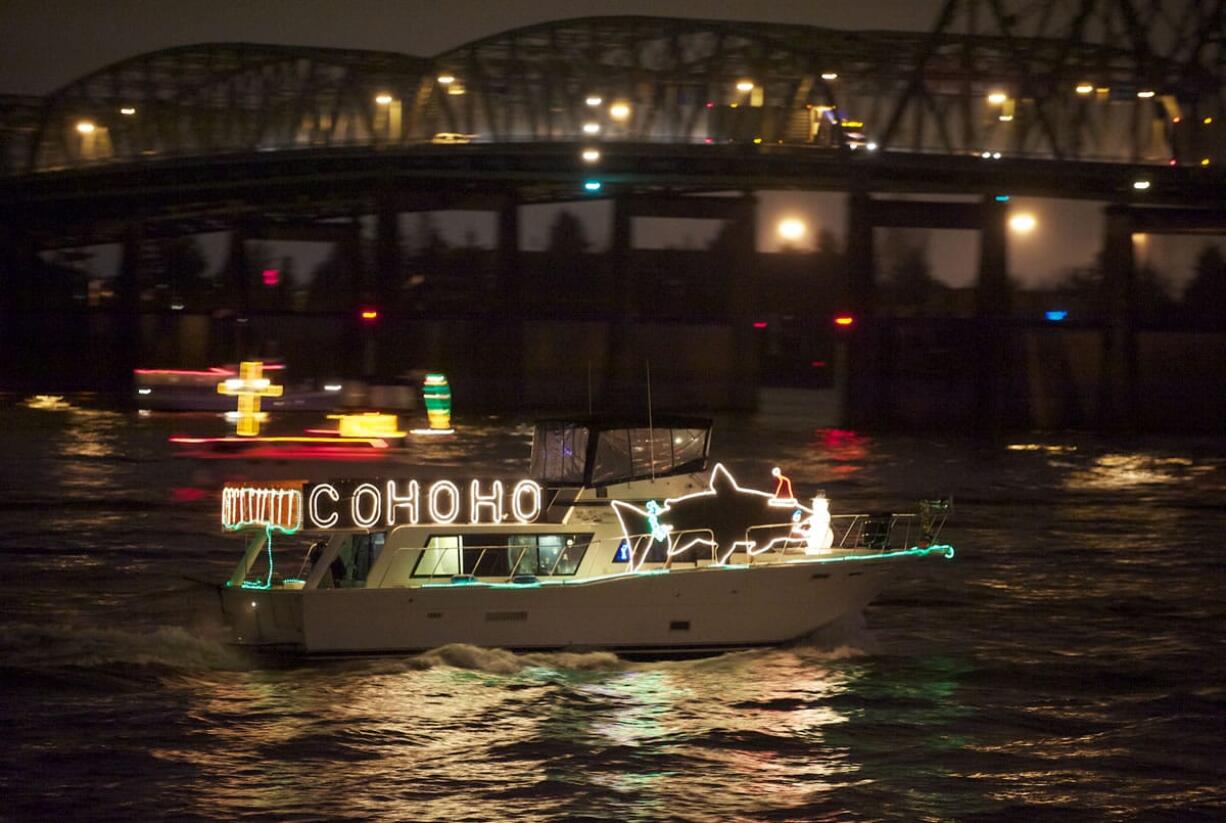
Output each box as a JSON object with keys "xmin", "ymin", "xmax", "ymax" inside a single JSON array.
[{"xmin": 530, "ymin": 416, "xmax": 711, "ymax": 486}]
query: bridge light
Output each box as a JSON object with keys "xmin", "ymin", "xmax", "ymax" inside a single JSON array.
[
  {"xmin": 609, "ymin": 102, "xmax": 631, "ymax": 121},
  {"xmin": 1137, "ymin": 89, "xmax": 1155, "ymax": 99},
  {"xmin": 994, "ymin": 194, "xmax": 1010, "ymax": 202},
  {"xmin": 583, "ymin": 180, "xmax": 602, "ymax": 192},
  {"xmin": 581, "ymin": 148, "xmax": 601, "ymax": 163},
  {"xmin": 987, "ymin": 91, "xmax": 1007, "ymax": 105},
  {"xmin": 1133, "ymin": 180, "xmax": 1151, "ymax": 191},
  {"xmin": 736, "ymin": 80, "xmax": 755, "ymax": 92},
  {"xmin": 998, "ymin": 114, "xmax": 1014, "ymax": 122},
  {"xmin": 1202, "ymin": 158, "xmax": 1211, "ymax": 166},
  {"xmin": 437, "ymin": 74, "xmax": 455, "ymax": 85},
  {"xmin": 1204, "ymin": 117, "xmax": 1213, "ymax": 125},
  {"xmin": 1095, "ymin": 87, "xmax": 1110, "ymax": 94},
  {"xmin": 360, "ymin": 308, "xmax": 379, "ymax": 323},
  {"xmin": 76, "ymin": 120, "xmax": 95, "ymax": 134},
  {"xmin": 1045, "ymin": 310, "xmax": 1069, "ymax": 322},
  {"xmin": 777, "ymin": 217, "xmax": 806, "ymax": 243},
  {"xmin": 1008, "ymin": 213, "xmax": 1037, "ymax": 234},
  {"xmin": 834, "ymin": 315, "xmax": 855, "ymax": 328},
  {"xmin": 582, "ymin": 122, "xmax": 601, "ymax": 135},
  {"xmin": 1075, "ymin": 83, "xmax": 1093, "ymax": 95},
  {"xmin": 821, "ymin": 72, "xmax": 838, "ymax": 81},
  {"xmin": 119, "ymin": 106, "xmax": 136, "ymax": 116},
  {"xmin": 374, "ymin": 93, "xmax": 393, "ymax": 106}
]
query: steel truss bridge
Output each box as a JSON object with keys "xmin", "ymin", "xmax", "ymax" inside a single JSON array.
[
  {"xmin": 1, "ymin": 3, "xmax": 1223, "ymax": 177},
  {"xmin": 1, "ymin": 3, "xmax": 1225, "ymax": 431}
]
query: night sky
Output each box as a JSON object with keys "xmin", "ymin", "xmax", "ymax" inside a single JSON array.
[{"xmin": 2, "ymin": 0, "xmax": 1219, "ymax": 291}]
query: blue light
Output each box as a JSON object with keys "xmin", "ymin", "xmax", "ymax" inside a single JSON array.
[
  {"xmin": 995, "ymin": 195, "xmax": 1010, "ymax": 202},
  {"xmin": 584, "ymin": 180, "xmax": 602, "ymax": 192},
  {"xmin": 1045, "ymin": 310, "xmax": 1069, "ymax": 321},
  {"xmin": 613, "ymin": 540, "xmax": 631, "ymax": 563}
]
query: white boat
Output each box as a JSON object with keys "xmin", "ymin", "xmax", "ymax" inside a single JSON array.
[{"xmin": 217, "ymin": 416, "xmax": 953, "ymax": 658}]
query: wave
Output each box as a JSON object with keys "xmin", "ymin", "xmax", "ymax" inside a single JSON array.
[
  {"xmin": 0, "ymin": 622, "xmax": 248, "ymax": 675},
  {"xmin": 402, "ymin": 643, "xmax": 626, "ymax": 675}
]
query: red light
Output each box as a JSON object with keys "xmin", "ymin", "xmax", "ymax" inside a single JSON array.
[
  {"xmin": 1169, "ymin": 158, "xmax": 1178, "ymax": 166},
  {"xmin": 360, "ymin": 308, "xmax": 379, "ymax": 322},
  {"xmin": 834, "ymin": 315, "xmax": 855, "ymax": 327},
  {"xmin": 262, "ymin": 268, "xmax": 280, "ymax": 287},
  {"xmin": 752, "ymin": 321, "xmax": 768, "ymax": 329},
  {"xmin": 810, "ymin": 360, "xmax": 827, "ymax": 368}
]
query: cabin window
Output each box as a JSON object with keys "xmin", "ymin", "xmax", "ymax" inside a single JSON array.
[
  {"xmin": 413, "ymin": 536, "xmax": 460, "ymax": 577},
  {"xmin": 411, "ymin": 534, "xmax": 592, "ymax": 578},
  {"xmin": 332, "ymin": 531, "xmax": 386, "ymax": 587},
  {"xmin": 591, "ymin": 427, "xmax": 710, "ymax": 485},
  {"xmin": 529, "ymin": 424, "xmax": 590, "ymax": 484}
]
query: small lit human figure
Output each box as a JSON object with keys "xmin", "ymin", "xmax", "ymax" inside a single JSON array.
[{"xmin": 770, "ymin": 467, "xmax": 797, "ymax": 506}]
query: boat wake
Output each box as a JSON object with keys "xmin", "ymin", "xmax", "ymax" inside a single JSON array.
[
  {"xmin": 404, "ymin": 643, "xmax": 627, "ymax": 675},
  {"xmin": 0, "ymin": 622, "xmax": 249, "ymax": 677}
]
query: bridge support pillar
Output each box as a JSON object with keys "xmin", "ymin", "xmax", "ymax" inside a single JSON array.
[
  {"xmin": 223, "ymin": 224, "xmax": 250, "ymax": 361},
  {"xmin": 976, "ymin": 196, "xmax": 1011, "ymax": 436},
  {"xmin": 494, "ymin": 197, "xmax": 523, "ymax": 407},
  {"xmin": 0, "ymin": 227, "xmax": 36, "ymax": 388},
  {"xmin": 726, "ymin": 195, "xmax": 758, "ymax": 411},
  {"xmin": 373, "ymin": 203, "xmax": 401, "ymax": 380},
  {"xmin": 1100, "ymin": 206, "xmax": 1138, "ymax": 431},
  {"xmin": 843, "ymin": 191, "xmax": 880, "ymax": 427},
  {"xmin": 116, "ymin": 221, "xmax": 144, "ymax": 397}
]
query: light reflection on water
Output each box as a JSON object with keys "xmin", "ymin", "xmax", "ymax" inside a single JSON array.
[{"xmin": 1, "ymin": 402, "xmax": 1224, "ymax": 820}]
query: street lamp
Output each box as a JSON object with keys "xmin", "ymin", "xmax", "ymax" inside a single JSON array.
[
  {"xmin": 987, "ymin": 91, "xmax": 1008, "ymax": 105},
  {"xmin": 777, "ymin": 217, "xmax": 807, "ymax": 243},
  {"xmin": 1008, "ymin": 213, "xmax": 1037, "ymax": 234},
  {"xmin": 609, "ymin": 102, "xmax": 631, "ymax": 121},
  {"xmin": 736, "ymin": 80, "xmax": 754, "ymax": 92},
  {"xmin": 581, "ymin": 148, "xmax": 600, "ymax": 163},
  {"xmin": 374, "ymin": 93, "xmax": 393, "ymax": 106},
  {"xmin": 76, "ymin": 120, "xmax": 96, "ymax": 134}
]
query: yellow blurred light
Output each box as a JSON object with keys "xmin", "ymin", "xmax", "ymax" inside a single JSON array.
[
  {"xmin": 119, "ymin": 106, "xmax": 136, "ymax": 116},
  {"xmin": 998, "ymin": 114, "xmax": 1014, "ymax": 122},
  {"xmin": 1204, "ymin": 117, "xmax": 1214, "ymax": 125},
  {"xmin": 333, "ymin": 413, "xmax": 405, "ymax": 439},
  {"xmin": 1133, "ymin": 180, "xmax": 1151, "ymax": 190},
  {"xmin": 76, "ymin": 121, "xmax": 96, "ymax": 134},
  {"xmin": 752, "ymin": 137, "xmax": 762, "ymax": 143},
  {"xmin": 581, "ymin": 148, "xmax": 600, "ymax": 162},
  {"xmin": 1095, "ymin": 87, "xmax": 1110, "ymax": 94},
  {"xmin": 374, "ymin": 93, "xmax": 393, "ymax": 105},
  {"xmin": 1201, "ymin": 158, "xmax": 1211, "ymax": 166},
  {"xmin": 1075, "ymin": 83, "xmax": 1093, "ymax": 94},
  {"xmin": 987, "ymin": 91, "xmax": 1008, "ymax": 105},
  {"xmin": 585, "ymin": 95, "xmax": 602, "ymax": 106},
  {"xmin": 736, "ymin": 80, "xmax": 754, "ymax": 92},
  {"xmin": 777, "ymin": 217, "xmax": 807, "ymax": 242},
  {"xmin": 437, "ymin": 74, "xmax": 455, "ymax": 85},
  {"xmin": 582, "ymin": 122, "xmax": 600, "ymax": 134},
  {"xmin": 821, "ymin": 72, "xmax": 838, "ymax": 80},
  {"xmin": 1008, "ymin": 213, "xmax": 1037, "ymax": 234},
  {"xmin": 609, "ymin": 102, "xmax": 631, "ymax": 121},
  {"xmin": 447, "ymin": 84, "xmax": 465, "ymax": 95},
  {"xmin": 1137, "ymin": 90, "xmax": 1155, "ymax": 98}
]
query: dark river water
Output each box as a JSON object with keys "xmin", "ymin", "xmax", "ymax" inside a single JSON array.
[{"xmin": 1, "ymin": 398, "xmax": 1223, "ymax": 821}]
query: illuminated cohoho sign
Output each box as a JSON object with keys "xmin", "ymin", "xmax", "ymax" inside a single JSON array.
[{"xmin": 221, "ymin": 479, "xmax": 543, "ymax": 531}]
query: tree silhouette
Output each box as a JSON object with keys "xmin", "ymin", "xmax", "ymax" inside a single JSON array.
[
  {"xmin": 1184, "ymin": 244, "xmax": 1226, "ymax": 319},
  {"xmin": 546, "ymin": 210, "xmax": 590, "ymax": 256}
]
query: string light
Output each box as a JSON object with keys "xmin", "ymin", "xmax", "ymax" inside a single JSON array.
[
  {"xmin": 470, "ymin": 480, "xmax": 505, "ymax": 523},
  {"xmin": 216, "ymin": 361, "xmax": 283, "ymax": 437},
  {"xmin": 428, "ymin": 480, "xmax": 461, "ymax": 525}
]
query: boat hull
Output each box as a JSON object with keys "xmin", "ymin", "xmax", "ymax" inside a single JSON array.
[{"xmin": 221, "ymin": 554, "xmax": 939, "ymax": 657}]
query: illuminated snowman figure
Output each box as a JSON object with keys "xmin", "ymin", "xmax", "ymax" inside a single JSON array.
[{"xmin": 801, "ymin": 495, "xmax": 834, "ymax": 554}]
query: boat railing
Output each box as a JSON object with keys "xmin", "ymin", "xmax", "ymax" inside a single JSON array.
[{"xmin": 739, "ymin": 507, "xmax": 950, "ymax": 559}]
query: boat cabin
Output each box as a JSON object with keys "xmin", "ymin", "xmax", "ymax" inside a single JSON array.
[{"xmin": 529, "ymin": 414, "xmax": 712, "ymax": 487}]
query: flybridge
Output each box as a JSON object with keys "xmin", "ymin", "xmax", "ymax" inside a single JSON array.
[{"xmin": 221, "ymin": 478, "xmax": 544, "ymax": 532}]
